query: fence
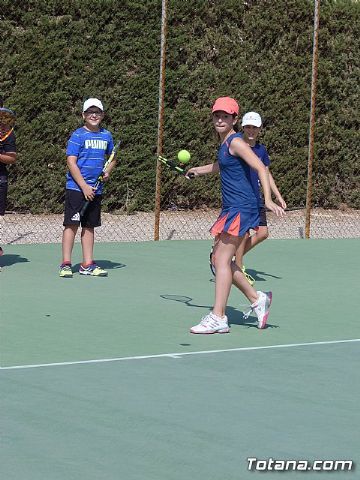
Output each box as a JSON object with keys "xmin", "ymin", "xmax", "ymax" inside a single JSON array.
[{"xmin": 1, "ymin": 206, "xmax": 359, "ymax": 246}]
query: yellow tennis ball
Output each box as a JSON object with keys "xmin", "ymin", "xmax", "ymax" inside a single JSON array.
[{"xmin": 177, "ymin": 149, "xmax": 191, "ymax": 164}]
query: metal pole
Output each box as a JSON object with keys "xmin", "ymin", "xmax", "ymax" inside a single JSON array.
[
  {"xmin": 154, "ymin": 0, "xmax": 167, "ymax": 241},
  {"xmin": 305, "ymin": 0, "xmax": 320, "ymax": 239}
]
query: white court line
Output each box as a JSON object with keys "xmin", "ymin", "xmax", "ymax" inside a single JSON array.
[{"xmin": 1, "ymin": 338, "xmax": 360, "ymax": 371}]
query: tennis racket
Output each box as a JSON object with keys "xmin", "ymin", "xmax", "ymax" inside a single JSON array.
[
  {"xmin": 209, "ymin": 246, "xmax": 216, "ymax": 276},
  {"xmin": 158, "ymin": 155, "xmax": 195, "ymax": 178},
  {"xmin": 80, "ymin": 140, "xmax": 121, "ymax": 217},
  {"xmin": 0, "ymin": 107, "xmax": 16, "ymax": 142},
  {"xmin": 209, "ymin": 245, "xmax": 237, "ymax": 277}
]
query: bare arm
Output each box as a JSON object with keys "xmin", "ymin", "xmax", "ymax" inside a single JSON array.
[
  {"xmin": 186, "ymin": 161, "xmax": 220, "ymax": 177},
  {"xmin": 0, "ymin": 152, "xmax": 16, "ymax": 165},
  {"xmin": 102, "ymin": 159, "xmax": 117, "ymax": 181},
  {"xmin": 230, "ymin": 138, "xmax": 284, "ymax": 217},
  {"xmin": 67, "ymin": 155, "xmax": 95, "ymax": 201},
  {"xmin": 268, "ymin": 170, "xmax": 287, "ymax": 209}
]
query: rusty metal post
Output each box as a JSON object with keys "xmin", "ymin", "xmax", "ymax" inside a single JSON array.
[
  {"xmin": 305, "ymin": 0, "xmax": 320, "ymax": 239},
  {"xmin": 154, "ymin": 0, "xmax": 167, "ymax": 240}
]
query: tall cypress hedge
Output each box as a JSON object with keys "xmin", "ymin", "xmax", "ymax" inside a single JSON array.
[{"xmin": 1, "ymin": 0, "xmax": 359, "ymax": 213}]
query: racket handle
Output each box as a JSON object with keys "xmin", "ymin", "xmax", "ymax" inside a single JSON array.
[
  {"xmin": 79, "ymin": 200, "xmax": 90, "ymax": 217},
  {"xmin": 185, "ymin": 172, "xmax": 195, "ymax": 179}
]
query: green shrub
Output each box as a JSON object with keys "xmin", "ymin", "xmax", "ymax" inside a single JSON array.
[{"xmin": 1, "ymin": 0, "xmax": 359, "ymax": 212}]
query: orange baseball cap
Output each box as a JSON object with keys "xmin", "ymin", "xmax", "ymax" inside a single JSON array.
[{"xmin": 212, "ymin": 97, "xmax": 239, "ymax": 115}]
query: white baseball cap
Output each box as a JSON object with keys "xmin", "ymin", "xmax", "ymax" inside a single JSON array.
[
  {"xmin": 241, "ymin": 111, "xmax": 262, "ymax": 127},
  {"xmin": 83, "ymin": 98, "xmax": 104, "ymax": 112}
]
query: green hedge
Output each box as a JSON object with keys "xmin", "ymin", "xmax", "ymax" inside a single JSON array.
[{"xmin": 1, "ymin": 0, "xmax": 359, "ymax": 213}]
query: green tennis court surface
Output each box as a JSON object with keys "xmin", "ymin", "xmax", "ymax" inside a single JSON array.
[{"xmin": 1, "ymin": 239, "xmax": 359, "ymax": 479}]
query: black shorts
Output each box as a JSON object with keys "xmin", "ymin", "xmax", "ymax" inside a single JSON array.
[
  {"xmin": 0, "ymin": 176, "xmax": 8, "ymax": 216},
  {"xmin": 63, "ymin": 189, "xmax": 102, "ymax": 228},
  {"xmin": 259, "ymin": 205, "xmax": 267, "ymax": 227}
]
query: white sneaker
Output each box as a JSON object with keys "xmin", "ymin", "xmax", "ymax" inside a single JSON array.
[
  {"xmin": 243, "ymin": 291, "xmax": 272, "ymax": 329},
  {"xmin": 190, "ymin": 312, "xmax": 230, "ymax": 334}
]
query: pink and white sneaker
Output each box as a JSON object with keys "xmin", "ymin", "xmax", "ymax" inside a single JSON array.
[
  {"xmin": 190, "ymin": 312, "xmax": 230, "ymax": 334},
  {"xmin": 243, "ymin": 291, "xmax": 272, "ymax": 329}
]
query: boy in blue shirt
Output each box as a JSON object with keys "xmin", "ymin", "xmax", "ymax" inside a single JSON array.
[{"xmin": 59, "ymin": 98, "xmax": 115, "ymax": 277}]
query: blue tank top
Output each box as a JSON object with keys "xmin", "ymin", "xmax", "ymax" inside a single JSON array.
[
  {"xmin": 217, "ymin": 132, "xmax": 258, "ymax": 210},
  {"xmin": 248, "ymin": 143, "xmax": 270, "ymax": 202}
]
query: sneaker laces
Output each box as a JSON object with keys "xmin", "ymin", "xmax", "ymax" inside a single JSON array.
[
  {"xmin": 200, "ymin": 314, "xmax": 215, "ymax": 327},
  {"xmin": 200, "ymin": 313, "xmax": 225, "ymax": 328},
  {"xmin": 243, "ymin": 300, "xmax": 257, "ymax": 319}
]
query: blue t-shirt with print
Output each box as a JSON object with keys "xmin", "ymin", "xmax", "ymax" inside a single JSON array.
[{"xmin": 66, "ymin": 127, "xmax": 114, "ymax": 194}]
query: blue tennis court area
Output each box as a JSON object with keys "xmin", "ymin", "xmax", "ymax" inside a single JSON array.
[{"xmin": 1, "ymin": 239, "xmax": 359, "ymax": 479}]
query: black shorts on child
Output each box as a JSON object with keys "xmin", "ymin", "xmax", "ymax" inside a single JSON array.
[
  {"xmin": 259, "ymin": 205, "xmax": 267, "ymax": 227},
  {"xmin": 0, "ymin": 176, "xmax": 8, "ymax": 216},
  {"xmin": 63, "ymin": 189, "xmax": 102, "ymax": 228}
]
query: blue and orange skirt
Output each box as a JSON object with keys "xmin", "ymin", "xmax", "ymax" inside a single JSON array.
[{"xmin": 210, "ymin": 207, "xmax": 259, "ymax": 238}]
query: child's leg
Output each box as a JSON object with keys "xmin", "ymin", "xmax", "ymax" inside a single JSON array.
[
  {"xmin": 62, "ymin": 225, "xmax": 78, "ymax": 263},
  {"xmin": 81, "ymin": 226, "xmax": 95, "ymax": 265},
  {"xmin": 232, "ymin": 234, "xmax": 259, "ymax": 304},
  {"xmin": 212, "ymin": 233, "xmax": 239, "ymax": 317},
  {"xmin": 238, "ymin": 207, "xmax": 269, "ymax": 265},
  {"xmin": 233, "ymin": 234, "xmax": 273, "ymax": 329},
  {"xmin": 242, "ymin": 225, "xmax": 269, "ymax": 257}
]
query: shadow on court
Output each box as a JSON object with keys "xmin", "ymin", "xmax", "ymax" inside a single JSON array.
[
  {"xmin": 247, "ymin": 268, "xmax": 282, "ymax": 282},
  {"xmin": 0, "ymin": 253, "xmax": 29, "ymax": 267},
  {"xmin": 160, "ymin": 294, "xmax": 279, "ymax": 329},
  {"xmin": 72, "ymin": 259, "xmax": 126, "ymax": 271}
]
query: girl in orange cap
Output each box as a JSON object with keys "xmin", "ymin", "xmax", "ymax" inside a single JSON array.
[{"xmin": 186, "ymin": 97, "xmax": 284, "ymax": 334}]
